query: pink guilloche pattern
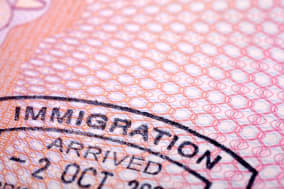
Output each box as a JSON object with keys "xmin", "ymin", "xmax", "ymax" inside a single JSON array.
[{"xmin": 0, "ymin": 0, "xmax": 283, "ymax": 188}]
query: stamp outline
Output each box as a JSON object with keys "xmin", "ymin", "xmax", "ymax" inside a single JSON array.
[{"xmin": 0, "ymin": 95, "xmax": 258, "ymax": 189}]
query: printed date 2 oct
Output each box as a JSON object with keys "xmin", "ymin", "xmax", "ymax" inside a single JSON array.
[{"xmin": 30, "ymin": 157, "xmax": 164, "ymax": 189}]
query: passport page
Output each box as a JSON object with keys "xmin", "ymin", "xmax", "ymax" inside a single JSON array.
[{"xmin": 0, "ymin": 0, "xmax": 283, "ymax": 188}]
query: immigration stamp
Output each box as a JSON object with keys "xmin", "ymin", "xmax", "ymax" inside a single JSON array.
[{"xmin": 0, "ymin": 96, "xmax": 257, "ymax": 189}]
